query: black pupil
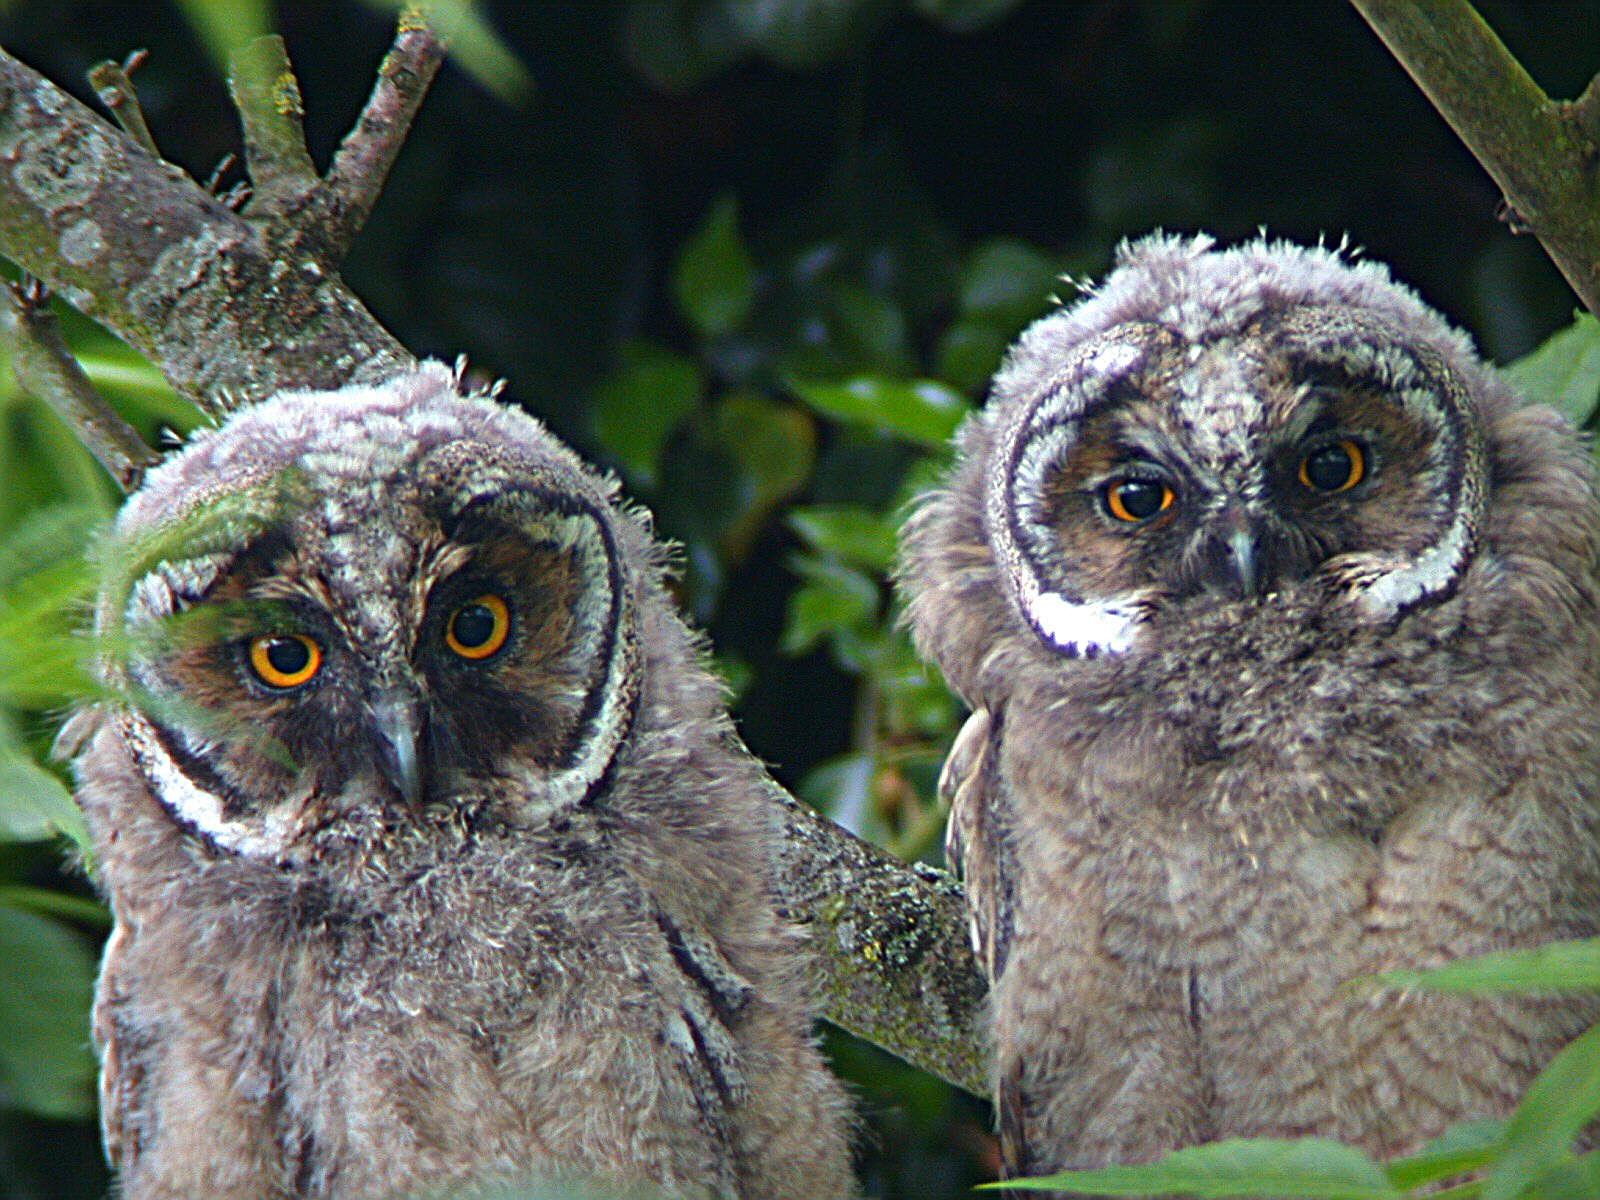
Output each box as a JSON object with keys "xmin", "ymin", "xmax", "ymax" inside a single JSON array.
[
  {"xmin": 1115, "ymin": 478, "xmax": 1166, "ymax": 520},
  {"xmin": 1306, "ymin": 445, "xmax": 1354, "ymax": 491},
  {"xmin": 265, "ymin": 637, "xmax": 310, "ymax": 675},
  {"xmin": 452, "ymin": 604, "xmax": 497, "ymax": 649}
]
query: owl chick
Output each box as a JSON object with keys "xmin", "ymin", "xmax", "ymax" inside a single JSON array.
[
  {"xmin": 899, "ymin": 234, "xmax": 1600, "ymax": 1182},
  {"xmin": 68, "ymin": 362, "xmax": 854, "ymax": 1200}
]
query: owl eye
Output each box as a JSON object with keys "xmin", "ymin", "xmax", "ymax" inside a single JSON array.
[
  {"xmin": 248, "ymin": 634, "xmax": 323, "ymax": 689},
  {"xmin": 1299, "ymin": 439, "xmax": 1366, "ymax": 494},
  {"xmin": 1102, "ymin": 476, "xmax": 1175, "ymax": 523},
  {"xmin": 445, "ymin": 594, "xmax": 511, "ymax": 660}
]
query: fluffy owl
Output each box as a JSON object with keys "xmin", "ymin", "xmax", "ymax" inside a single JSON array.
[
  {"xmin": 899, "ymin": 234, "xmax": 1600, "ymax": 1182},
  {"xmin": 65, "ymin": 362, "xmax": 854, "ymax": 1200}
]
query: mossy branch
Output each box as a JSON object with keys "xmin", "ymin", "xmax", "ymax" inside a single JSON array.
[
  {"xmin": 1351, "ymin": 0, "xmax": 1600, "ymax": 320},
  {"xmin": 0, "ymin": 20, "xmax": 991, "ymax": 1096}
]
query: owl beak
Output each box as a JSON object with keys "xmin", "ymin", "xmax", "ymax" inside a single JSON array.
[
  {"xmin": 1200, "ymin": 510, "xmax": 1267, "ymax": 599},
  {"xmin": 1224, "ymin": 527, "xmax": 1259, "ymax": 598},
  {"xmin": 371, "ymin": 696, "xmax": 426, "ymax": 805}
]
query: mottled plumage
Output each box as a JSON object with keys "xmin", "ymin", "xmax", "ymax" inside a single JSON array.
[
  {"xmin": 900, "ymin": 235, "xmax": 1600, "ymax": 1183},
  {"xmin": 70, "ymin": 363, "xmax": 854, "ymax": 1200}
]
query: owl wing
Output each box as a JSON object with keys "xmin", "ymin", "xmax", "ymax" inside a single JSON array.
[
  {"xmin": 91, "ymin": 921, "xmax": 136, "ymax": 1172},
  {"xmin": 940, "ymin": 707, "xmax": 1030, "ymax": 1173},
  {"xmin": 940, "ymin": 707, "xmax": 1014, "ymax": 982}
]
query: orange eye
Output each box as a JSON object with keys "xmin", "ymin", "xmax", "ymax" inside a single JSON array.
[
  {"xmin": 248, "ymin": 634, "xmax": 322, "ymax": 689},
  {"xmin": 445, "ymin": 594, "xmax": 511, "ymax": 660},
  {"xmin": 1103, "ymin": 477, "xmax": 1175, "ymax": 523},
  {"xmin": 1299, "ymin": 439, "xmax": 1366, "ymax": 494}
]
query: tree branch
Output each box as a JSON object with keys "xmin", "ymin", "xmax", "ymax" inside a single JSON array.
[
  {"xmin": 86, "ymin": 51, "xmax": 157, "ymax": 156},
  {"xmin": 321, "ymin": 13, "xmax": 446, "ymax": 260},
  {"xmin": 1351, "ymin": 0, "xmax": 1600, "ymax": 320},
  {"xmin": 0, "ymin": 277, "xmax": 158, "ymax": 492},
  {"xmin": 0, "ymin": 25, "xmax": 990, "ymax": 1096},
  {"xmin": 0, "ymin": 47, "xmax": 410, "ymax": 414},
  {"xmin": 227, "ymin": 34, "xmax": 319, "ymax": 215}
]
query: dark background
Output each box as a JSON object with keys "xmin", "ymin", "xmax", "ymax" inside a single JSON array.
[{"xmin": 0, "ymin": 2, "xmax": 1596, "ymax": 1196}]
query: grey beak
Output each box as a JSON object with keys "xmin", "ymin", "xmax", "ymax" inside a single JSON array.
[
  {"xmin": 1199, "ymin": 509, "xmax": 1269, "ymax": 600},
  {"xmin": 371, "ymin": 696, "xmax": 426, "ymax": 805},
  {"xmin": 1225, "ymin": 527, "xmax": 1258, "ymax": 598}
]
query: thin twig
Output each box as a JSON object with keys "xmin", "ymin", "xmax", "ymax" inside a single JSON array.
[
  {"xmin": 87, "ymin": 51, "xmax": 158, "ymax": 155},
  {"xmin": 227, "ymin": 34, "xmax": 319, "ymax": 215},
  {"xmin": 320, "ymin": 12, "xmax": 446, "ymax": 260},
  {"xmin": 1351, "ymin": 0, "xmax": 1600, "ymax": 320},
  {"xmin": 1, "ymin": 279, "xmax": 159, "ymax": 493}
]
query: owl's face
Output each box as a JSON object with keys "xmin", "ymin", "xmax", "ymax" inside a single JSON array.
[
  {"xmin": 997, "ymin": 306, "xmax": 1484, "ymax": 657},
  {"xmin": 901, "ymin": 235, "xmax": 1513, "ymax": 698},
  {"xmin": 101, "ymin": 364, "xmax": 639, "ymax": 861}
]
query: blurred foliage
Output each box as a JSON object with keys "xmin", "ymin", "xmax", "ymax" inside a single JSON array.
[{"xmin": 0, "ymin": 0, "xmax": 1599, "ymax": 1197}]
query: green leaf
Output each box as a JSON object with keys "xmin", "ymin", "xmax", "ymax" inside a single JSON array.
[
  {"xmin": 0, "ymin": 903, "xmax": 96, "ymax": 1119},
  {"xmin": 1485, "ymin": 1021, "xmax": 1600, "ymax": 1200},
  {"xmin": 912, "ymin": 0, "xmax": 1026, "ymax": 32},
  {"xmin": 1528, "ymin": 1150, "xmax": 1600, "ymax": 1199},
  {"xmin": 174, "ymin": 0, "xmax": 273, "ymax": 71},
  {"xmin": 936, "ymin": 319, "xmax": 1010, "ymax": 393},
  {"xmin": 996, "ymin": 1138, "xmax": 1400, "ymax": 1198},
  {"xmin": 721, "ymin": 0, "xmax": 892, "ymax": 69},
  {"xmin": 781, "ymin": 555, "xmax": 879, "ymax": 655},
  {"xmin": 705, "ymin": 391, "xmax": 816, "ymax": 559},
  {"xmin": 1371, "ymin": 938, "xmax": 1600, "ymax": 993},
  {"xmin": 1384, "ymin": 1118, "xmax": 1505, "ymax": 1190},
  {"xmin": 787, "ymin": 504, "xmax": 898, "ymax": 573},
  {"xmin": 0, "ymin": 746, "xmax": 88, "ymax": 850},
  {"xmin": 674, "ymin": 196, "xmax": 757, "ymax": 337},
  {"xmin": 592, "ymin": 342, "xmax": 704, "ymax": 486},
  {"xmin": 364, "ymin": 0, "xmax": 534, "ymax": 103},
  {"xmin": 1504, "ymin": 313, "xmax": 1600, "ymax": 425},
  {"xmin": 958, "ymin": 238, "xmax": 1060, "ymax": 327},
  {"xmin": 623, "ymin": 0, "xmax": 746, "ymax": 92},
  {"xmin": 827, "ymin": 283, "xmax": 913, "ymax": 375},
  {"xmin": 789, "ymin": 376, "xmax": 969, "ymax": 448}
]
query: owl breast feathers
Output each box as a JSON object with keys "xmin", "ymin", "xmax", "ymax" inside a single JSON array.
[
  {"xmin": 899, "ymin": 234, "xmax": 1600, "ymax": 1183},
  {"xmin": 71, "ymin": 362, "xmax": 854, "ymax": 1200}
]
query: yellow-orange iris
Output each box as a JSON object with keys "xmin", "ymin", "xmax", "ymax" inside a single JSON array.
[
  {"xmin": 445, "ymin": 594, "xmax": 511, "ymax": 660},
  {"xmin": 248, "ymin": 634, "xmax": 322, "ymax": 689},
  {"xmin": 1105, "ymin": 478, "xmax": 1175, "ymax": 523},
  {"xmin": 1299, "ymin": 439, "xmax": 1366, "ymax": 494}
]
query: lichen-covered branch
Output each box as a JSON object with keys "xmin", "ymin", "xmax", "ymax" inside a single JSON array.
[
  {"xmin": 0, "ymin": 277, "xmax": 158, "ymax": 492},
  {"xmin": 0, "ymin": 46, "xmax": 409, "ymax": 415},
  {"xmin": 769, "ymin": 782, "xmax": 988, "ymax": 1096},
  {"xmin": 0, "ymin": 26, "xmax": 990, "ymax": 1096},
  {"xmin": 227, "ymin": 34, "xmax": 318, "ymax": 215},
  {"xmin": 321, "ymin": 13, "xmax": 446, "ymax": 260},
  {"xmin": 1351, "ymin": 0, "xmax": 1600, "ymax": 320}
]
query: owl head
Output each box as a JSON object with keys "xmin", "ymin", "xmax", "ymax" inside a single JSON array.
[
  {"xmin": 899, "ymin": 233, "xmax": 1565, "ymax": 704},
  {"xmin": 96, "ymin": 362, "xmax": 646, "ymax": 862}
]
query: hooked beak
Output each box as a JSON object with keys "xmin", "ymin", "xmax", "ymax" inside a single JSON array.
[
  {"xmin": 370, "ymin": 695, "xmax": 426, "ymax": 805},
  {"xmin": 1200, "ymin": 509, "xmax": 1269, "ymax": 600}
]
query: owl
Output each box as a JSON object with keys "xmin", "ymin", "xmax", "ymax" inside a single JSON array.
[
  {"xmin": 65, "ymin": 362, "xmax": 855, "ymax": 1200},
  {"xmin": 898, "ymin": 234, "xmax": 1600, "ymax": 1183}
]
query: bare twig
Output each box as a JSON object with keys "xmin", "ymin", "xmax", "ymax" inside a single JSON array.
[
  {"xmin": 1, "ymin": 278, "xmax": 159, "ymax": 492},
  {"xmin": 321, "ymin": 13, "xmax": 446, "ymax": 259},
  {"xmin": 1351, "ymin": 0, "xmax": 1600, "ymax": 319},
  {"xmin": 227, "ymin": 34, "xmax": 319, "ymax": 215},
  {"xmin": 87, "ymin": 50, "xmax": 157, "ymax": 156}
]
